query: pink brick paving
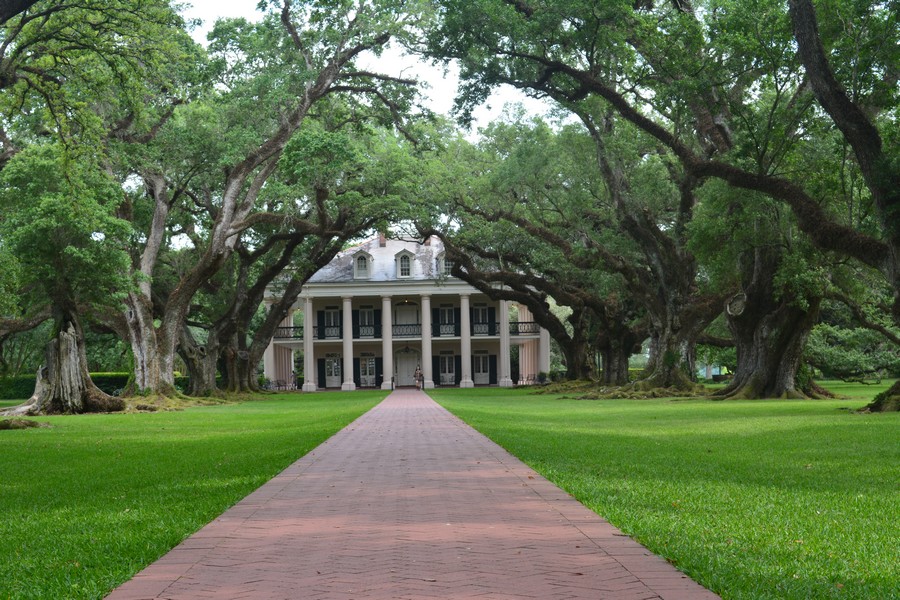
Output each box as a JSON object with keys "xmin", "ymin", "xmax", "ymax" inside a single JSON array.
[{"xmin": 106, "ymin": 389, "xmax": 721, "ymax": 600}]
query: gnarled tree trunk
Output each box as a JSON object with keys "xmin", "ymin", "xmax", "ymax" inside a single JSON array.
[
  {"xmin": 863, "ymin": 380, "xmax": 900, "ymax": 412},
  {"xmin": 716, "ymin": 282, "xmax": 822, "ymax": 400},
  {"xmin": 1, "ymin": 315, "xmax": 123, "ymax": 416},
  {"xmin": 178, "ymin": 326, "xmax": 219, "ymax": 397}
]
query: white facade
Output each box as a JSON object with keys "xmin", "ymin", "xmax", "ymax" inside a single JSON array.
[{"xmin": 263, "ymin": 235, "xmax": 550, "ymax": 390}]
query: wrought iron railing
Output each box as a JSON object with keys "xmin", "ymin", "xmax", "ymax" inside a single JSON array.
[
  {"xmin": 274, "ymin": 326, "xmax": 303, "ymax": 339},
  {"xmin": 392, "ymin": 324, "xmax": 422, "ymax": 338},
  {"xmin": 510, "ymin": 321, "xmax": 540, "ymax": 335},
  {"xmin": 287, "ymin": 321, "xmax": 539, "ymax": 340},
  {"xmin": 437, "ymin": 323, "xmax": 458, "ymax": 337}
]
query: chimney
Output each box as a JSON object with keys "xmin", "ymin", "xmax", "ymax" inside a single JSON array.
[{"xmin": 379, "ymin": 232, "xmax": 386, "ymax": 247}]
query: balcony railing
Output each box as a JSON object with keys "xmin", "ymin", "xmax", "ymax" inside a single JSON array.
[
  {"xmin": 510, "ymin": 321, "xmax": 540, "ymax": 335},
  {"xmin": 274, "ymin": 326, "xmax": 303, "ymax": 339},
  {"xmin": 393, "ymin": 324, "xmax": 421, "ymax": 338},
  {"xmin": 274, "ymin": 321, "xmax": 541, "ymax": 340}
]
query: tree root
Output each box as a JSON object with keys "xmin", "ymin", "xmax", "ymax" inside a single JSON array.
[
  {"xmin": 0, "ymin": 418, "xmax": 50, "ymax": 430},
  {"xmin": 861, "ymin": 380, "xmax": 900, "ymax": 412}
]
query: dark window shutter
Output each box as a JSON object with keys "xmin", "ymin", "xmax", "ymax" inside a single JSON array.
[
  {"xmin": 432, "ymin": 356, "xmax": 440, "ymax": 386},
  {"xmin": 317, "ymin": 359, "xmax": 326, "ymax": 389},
  {"xmin": 488, "ymin": 307, "xmax": 496, "ymax": 335},
  {"xmin": 317, "ymin": 311, "xmax": 326, "ymax": 340},
  {"xmin": 353, "ymin": 358, "xmax": 361, "ymax": 387},
  {"xmin": 375, "ymin": 357, "xmax": 383, "ymax": 387},
  {"xmin": 454, "ymin": 355, "xmax": 462, "ymax": 385},
  {"xmin": 374, "ymin": 309, "xmax": 382, "ymax": 338},
  {"xmin": 432, "ymin": 308, "xmax": 440, "ymax": 337},
  {"xmin": 352, "ymin": 310, "xmax": 360, "ymax": 338},
  {"xmin": 489, "ymin": 355, "xmax": 498, "ymax": 385},
  {"xmin": 454, "ymin": 308, "xmax": 461, "ymax": 336}
]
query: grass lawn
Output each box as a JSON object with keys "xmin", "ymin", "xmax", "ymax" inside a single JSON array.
[
  {"xmin": 430, "ymin": 381, "xmax": 899, "ymax": 600},
  {"xmin": 0, "ymin": 391, "xmax": 385, "ymax": 599}
]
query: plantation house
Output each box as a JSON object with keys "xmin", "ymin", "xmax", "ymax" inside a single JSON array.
[{"xmin": 263, "ymin": 234, "xmax": 550, "ymax": 390}]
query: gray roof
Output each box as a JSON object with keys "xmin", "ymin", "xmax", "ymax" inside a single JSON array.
[{"xmin": 308, "ymin": 236, "xmax": 445, "ymax": 283}]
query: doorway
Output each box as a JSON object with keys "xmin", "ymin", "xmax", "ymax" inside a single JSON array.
[
  {"xmin": 324, "ymin": 353, "xmax": 342, "ymax": 388},
  {"xmin": 395, "ymin": 348, "xmax": 420, "ymax": 387}
]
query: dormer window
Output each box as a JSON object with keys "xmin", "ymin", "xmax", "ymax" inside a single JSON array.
[
  {"xmin": 395, "ymin": 250, "xmax": 414, "ymax": 278},
  {"xmin": 399, "ymin": 254, "xmax": 410, "ymax": 277},
  {"xmin": 438, "ymin": 253, "xmax": 454, "ymax": 277},
  {"xmin": 353, "ymin": 251, "xmax": 372, "ymax": 279}
]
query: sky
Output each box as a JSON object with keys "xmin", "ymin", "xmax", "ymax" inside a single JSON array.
[{"xmin": 180, "ymin": 0, "xmax": 552, "ymax": 135}]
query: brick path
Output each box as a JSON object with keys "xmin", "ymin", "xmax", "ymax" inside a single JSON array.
[{"xmin": 107, "ymin": 389, "xmax": 720, "ymax": 599}]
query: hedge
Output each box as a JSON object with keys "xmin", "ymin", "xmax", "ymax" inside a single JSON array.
[{"xmin": 0, "ymin": 373, "xmax": 192, "ymax": 400}]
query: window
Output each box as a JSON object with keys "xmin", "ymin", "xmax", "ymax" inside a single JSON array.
[
  {"xmin": 438, "ymin": 253, "xmax": 454, "ymax": 276},
  {"xmin": 399, "ymin": 254, "xmax": 411, "ymax": 277},
  {"xmin": 359, "ymin": 307, "xmax": 375, "ymax": 337},
  {"xmin": 353, "ymin": 252, "xmax": 371, "ymax": 279},
  {"xmin": 324, "ymin": 307, "xmax": 340, "ymax": 338},
  {"xmin": 473, "ymin": 305, "xmax": 489, "ymax": 335},
  {"xmin": 439, "ymin": 305, "xmax": 455, "ymax": 336}
]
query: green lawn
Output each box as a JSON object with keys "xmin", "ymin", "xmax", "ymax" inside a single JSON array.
[
  {"xmin": 430, "ymin": 382, "xmax": 899, "ymax": 600},
  {"xmin": 0, "ymin": 392, "xmax": 385, "ymax": 599}
]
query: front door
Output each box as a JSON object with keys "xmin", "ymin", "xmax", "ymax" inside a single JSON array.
[
  {"xmin": 473, "ymin": 354, "xmax": 489, "ymax": 385},
  {"xmin": 395, "ymin": 351, "xmax": 419, "ymax": 387},
  {"xmin": 325, "ymin": 354, "xmax": 342, "ymax": 388},
  {"xmin": 360, "ymin": 356, "xmax": 376, "ymax": 387},
  {"xmin": 439, "ymin": 354, "xmax": 456, "ymax": 386}
]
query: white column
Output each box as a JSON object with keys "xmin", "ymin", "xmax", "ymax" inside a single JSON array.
[
  {"xmin": 499, "ymin": 299, "xmax": 513, "ymax": 387},
  {"xmin": 381, "ymin": 296, "xmax": 393, "ymax": 390},
  {"xmin": 341, "ymin": 296, "xmax": 355, "ymax": 391},
  {"xmin": 421, "ymin": 294, "xmax": 434, "ymax": 389},
  {"xmin": 539, "ymin": 326, "xmax": 551, "ymax": 375},
  {"xmin": 459, "ymin": 294, "xmax": 474, "ymax": 387},
  {"xmin": 263, "ymin": 338, "xmax": 276, "ymax": 382},
  {"xmin": 302, "ymin": 296, "xmax": 317, "ymax": 392}
]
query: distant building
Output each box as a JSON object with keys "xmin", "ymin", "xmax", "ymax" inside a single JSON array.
[{"xmin": 263, "ymin": 234, "xmax": 550, "ymax": 390}]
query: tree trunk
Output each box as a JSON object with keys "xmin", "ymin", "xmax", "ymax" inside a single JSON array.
[
  {"xmin": 863, "ymin": 380, "xmax": 900, "ymax": 412},
  {"xmin": 122, "ymin": 293, "xmax": 173, "ymax": 396},
  {"xmin": 558, "ymin": 336, "xmax": 592, "ymax": 380},
  {"xmin": 715, "ymin": 291, "xmax": 822, "ymax": 400},
  {"xmin": 597, "ymin": 321, "xmax": 643, "ymax": 385},
  {"xmin": 639, "ymin": 328, "xmax": 697, "ymax": 390},
  {"xmin": 1, "ymin": 317, "xmax": 123, "ymax": 416},
  {"xmin": 222, "ymin": 343, "xmax": 262, "ymax": 393},
  {"xmin": 178, "ymin": 327, "xmax": 219, "ymax": 397},
  {"xmin": 599, "ymin": 341, "xmax": 631, "ymax": 385}
]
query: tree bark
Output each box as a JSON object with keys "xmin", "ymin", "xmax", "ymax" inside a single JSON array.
[
  {"xmin": 864, "ymin": 380, "xmax": 900, "ymax": 412},
  {"xmin": 715, "ymin": 248, "xmax": 822, "ymax": 400},
  {"xmin": 178, "ymin": 326, "xmax": 219, "ymax": 397},
  {"xmin": 598, "ymin": 337, "xmax": 636, "ymax": 386},
  {"xmin": 1, "ymin": 314, "xmax": 123, "ymax": 416}
]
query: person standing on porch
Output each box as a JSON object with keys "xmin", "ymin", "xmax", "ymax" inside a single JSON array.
[{"xmin": 414, "ymin": 365, "xmax": 422, "ymax": 390}]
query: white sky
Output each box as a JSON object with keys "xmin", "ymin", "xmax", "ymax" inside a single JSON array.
[{"xmin": 180, "ymin": 0, "xmax": 552, "ymax": 136}]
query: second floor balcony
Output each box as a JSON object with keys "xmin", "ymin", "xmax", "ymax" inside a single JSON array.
[{"xmin": 273, "ymin": 321, "xmax": 541, "ymax": 341}]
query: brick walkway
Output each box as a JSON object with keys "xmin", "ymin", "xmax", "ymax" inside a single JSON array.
[{"xmin": 107, "ymin": 389, "xmax": 720, "ymax": 599}]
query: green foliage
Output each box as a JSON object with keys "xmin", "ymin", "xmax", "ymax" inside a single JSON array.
[
  {"xmin": 807, "ymin": 324, "xmax": 900, "ymax": 380},
  {"xmin": 432, "ymin": 386, "xmax": 900, "ymax": 600},
  {"xmin": 0, "ymin": 392, "xmax": 384, "ymax": 598},
  {"xmin": 0, "ymin": 244, "xmax": 21, "ymax": 316},
  {"xmin": 0, "ymin": 144, "xmax": 133, "ymax": 311},
  {"xmin": 0, "ymin": 0, "xmax": 200, "ymax": 147}
]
